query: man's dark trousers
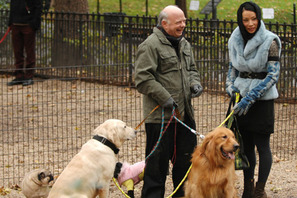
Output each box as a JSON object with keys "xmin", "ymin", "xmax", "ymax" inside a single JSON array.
[
  {"xmin": 11, "ymin": 24, "xmax": 36, "ymax": 79},
  {"xmin": 141, "ymin": 114, "xmax": 197, "ymax": 198}
]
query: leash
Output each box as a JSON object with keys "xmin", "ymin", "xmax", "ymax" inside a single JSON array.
[
  {"xmin": 145, "ymin": 107, "xmax": 176, "ymax": 161},
  {"xmin": 218, "ymin": 93, "xmax": 240, "ymax": 127},
  {"xmin": 134, "ymin": 105, "xmax": 160, "ymax": 130},
  {"xmin": 115, "ymin": 97, "xmax": 240, "ymax": 198},
  {"xmin": 0, "ymin": 27, "xmax": 11, "ymax": 44},
  {"xmin": 113, "ymin": 105, "xmax": 174, "ymax": 198},
  {"xmin": 173, "ymin": 116, "xmax": 205, "ymax": 139},
  {"xmin": 112, "ymin": 177, "xmax": 131, "ymax": 198}
]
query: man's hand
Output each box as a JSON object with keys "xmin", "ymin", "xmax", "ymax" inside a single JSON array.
[
  {"xmin": 162, "ymin": 97, "xmax": 177, "ymax": 109},
  {"xmin": 191, "ymin": 84, "xmax": 203, "ymax": 98}
]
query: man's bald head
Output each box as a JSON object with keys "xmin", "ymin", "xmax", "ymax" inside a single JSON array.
[
  {"xmin": 158, "ymin": 5, "xmax": 184, "ymax": 26},
  {"xmin": 158, "ymin": 5, "xmax": 186, "ymax": 38}
]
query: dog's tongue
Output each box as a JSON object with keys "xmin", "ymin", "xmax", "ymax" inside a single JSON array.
[{"xmin": 228, "ymin": 152, "xmax": 235, "ymax": 160}]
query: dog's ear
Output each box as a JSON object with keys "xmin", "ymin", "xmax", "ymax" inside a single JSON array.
[{"xmin": 200, "ymin": 133, "xmax": 213, "ymax": 154}]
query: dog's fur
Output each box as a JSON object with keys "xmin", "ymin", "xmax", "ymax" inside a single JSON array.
[
  {"xmin": 185, "ymin": 127, "xmax": 239, "ymax": 198},
  {"xmin": 48, "ymin": 119, "xmax": 136, "ymax": 198},
  {"xmin": 21, "ymin": 168, "xmax": 54, "ymax": 198}
]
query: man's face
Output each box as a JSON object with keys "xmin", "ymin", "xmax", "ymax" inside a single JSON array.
[{"xmin": 162, "ymin": 11, "xmax": 186, "ymax": 38}]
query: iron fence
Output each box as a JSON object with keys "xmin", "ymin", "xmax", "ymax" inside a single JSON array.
[{"xmin": 0, "ymin": 10, "xmax": 296, "ymax": 186}]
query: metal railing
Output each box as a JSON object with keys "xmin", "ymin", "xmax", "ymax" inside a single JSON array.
[{"xmin": 0, "ymin": 10, "xmax": 296, "ymax": 186}]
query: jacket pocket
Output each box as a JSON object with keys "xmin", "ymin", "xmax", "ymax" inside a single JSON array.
[
  {"xmin": 183, "ymin": 49, "xmax": 192, "ymax": 70},
  {"xmin": 157, "ymin": 51, "xmax": 182, "ymax": 91},
  {"xmin": 159, "ymin": 52, "xmax": 179, "ymax": 74}
]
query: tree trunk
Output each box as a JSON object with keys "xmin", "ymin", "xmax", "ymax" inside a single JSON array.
[
  {"xmin": 51, "ymin": 0, "xmax": 89, "ymax": 67},
  {"xmin": 175, "ymin": 0, "xmax": 187, "ymax": 18}
]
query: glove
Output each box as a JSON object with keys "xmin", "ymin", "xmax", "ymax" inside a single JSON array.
[
  {"xmin": 162, "ymin": 97, "xmax": 177, "ymax": 109},
  {"xmin": 226, "ymin": 84, "xmax": 239, "ymax": 97},
  {"xmin": 191, "ymin": 84, "xmax": 203, "ymax": 98},
  {"xmin": 233, "ymin": 96, "xmax": 255, "ymax": 116},
  {"xmin": 113, "ymin": 162, "xmax": 122, "ymax": 178}
]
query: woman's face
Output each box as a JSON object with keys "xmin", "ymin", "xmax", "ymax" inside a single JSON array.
[{"xmin": 242, "ymin": 10, "xmax": 258, "ymax": 34}]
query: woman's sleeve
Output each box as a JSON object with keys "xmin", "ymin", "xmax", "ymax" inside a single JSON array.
[
  {"xmin": 245, "ymin": 40, "xmax": 280, "ymax": 100},
  {"xmin": 226, "ymin": 62, "xmax": 239, "ymax": 96}
]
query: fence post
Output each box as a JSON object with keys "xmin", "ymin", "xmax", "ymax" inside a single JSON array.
[
  {"xmin": 293, "ymin": 3, "xmax": 296, "ymax": 33},
  {"xmin": 79, "ymin": 13, "xmax": 83, "ymax": 66},
  {"xmin": 128, "ymin": 16, "xmax": 133, "ymax": 86}
]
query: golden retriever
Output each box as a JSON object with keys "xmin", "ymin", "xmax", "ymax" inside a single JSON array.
[
  {"xmin": 48, "ymin": 119, "xmax": 136, "ymax": 198},
  {"xmin": 185, "ymin": 127, "xmax": 239, "ymax": 198}
]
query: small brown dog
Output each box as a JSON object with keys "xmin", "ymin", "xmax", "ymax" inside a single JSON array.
[
  {"xmin": 185, "ymin": 127, "xmax": 239, "ymax": 198},
  {"xmin": 21, "ymin": 168, "xmax": 54, "ymax": 198}
]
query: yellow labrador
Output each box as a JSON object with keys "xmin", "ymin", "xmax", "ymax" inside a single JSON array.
[
  {"xmin": 21, "ymin": 168, "xmax": 54, "ymax": 198},
  {"xmin": 48, "ymin": 119, "xmax": 136, "ymax": 198}
]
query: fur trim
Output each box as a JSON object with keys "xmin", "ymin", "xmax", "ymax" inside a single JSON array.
[{"xmin": 117, "ymin": 161, "xmax": 145, "ymax": 186}]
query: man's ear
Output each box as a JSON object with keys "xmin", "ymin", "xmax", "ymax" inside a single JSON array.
[{"xmin": 161, "ymin": 20, "xmax": 167, "ymax": 29}]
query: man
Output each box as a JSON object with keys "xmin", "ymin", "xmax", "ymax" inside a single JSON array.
[
  {"xmin": 134, "ymin": 5, "xmax": 203, "ymax": 198},
  {"xmin": 7, "ymin": 0, "xmax": 42, "ymax": 86}
]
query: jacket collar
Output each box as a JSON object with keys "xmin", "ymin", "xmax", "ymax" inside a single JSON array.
[{"xmin": 153, "ymin": 27, "xmax": 186, "ymax": 46}]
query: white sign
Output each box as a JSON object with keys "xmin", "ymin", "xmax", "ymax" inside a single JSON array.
[
  {"xmin": 189, "ymin": 1, "xmax": 200, "ymax": 11},
  {"xmin": 262, "ymin": 8, "xmax": 274, "ymax": 19}
]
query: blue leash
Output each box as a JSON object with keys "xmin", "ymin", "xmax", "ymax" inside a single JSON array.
[
  {"xmin": 173, "ymin": 115, "xmax": 205, "ymax": 140},
  {"xmin": 145, "ymin": 107, "xmax": 205, "ymax": 162},
  {"xmin": 145, "ymin": 107, "xmax": 175, "ymax": 161}
]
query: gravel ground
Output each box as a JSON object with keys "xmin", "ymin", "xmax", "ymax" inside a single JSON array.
[
  {"xmin": 0, "ymin": 77, "xmax": 296, "ymax": 198},
  {"xmin": 0, "ymin": 158, "xmax": 296, "ymax": 198}
]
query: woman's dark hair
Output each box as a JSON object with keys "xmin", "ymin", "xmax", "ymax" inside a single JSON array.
[{"xmin": 237, "ymin": 1, "xmax": 261, "ymax": 43}]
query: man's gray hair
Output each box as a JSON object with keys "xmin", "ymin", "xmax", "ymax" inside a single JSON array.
[
  {"xmin": 158, "ymin": 10, "xmax": 168, "ymax": 26},
  {"xmin": 158, "ymin": 5, "xmax": 180, "ymax": 26}
]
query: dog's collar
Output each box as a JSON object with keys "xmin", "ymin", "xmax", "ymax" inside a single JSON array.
[{"xmin": 93, "ymin": 135, "xmax": 119, "ymax": 154}]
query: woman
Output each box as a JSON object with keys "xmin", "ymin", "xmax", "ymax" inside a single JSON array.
[{"xmin": 226, "ymin": 2, "xmax": 281, "ymax": 198}]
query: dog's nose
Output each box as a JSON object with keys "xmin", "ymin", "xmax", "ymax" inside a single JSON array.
[{"xmin": 233, "ymin": 144, "xmax": 239, "ymax": 151}]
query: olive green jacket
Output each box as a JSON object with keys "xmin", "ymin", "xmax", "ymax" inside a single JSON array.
[{"xmin": 135, "ymin": 27, "xmax": 201, "ymax": 123}]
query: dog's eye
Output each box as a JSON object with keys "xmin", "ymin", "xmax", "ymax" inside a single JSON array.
[
  {"xmin": 124, "ymin": 126, "xmax": 126, "ymax": 128},
  {"xmin": 38, "ymin": 172, "xmax": 46, "ymax": 180},
  {"xmin": 222, "ymin": 135, "xmax": 228, "ymax": 139}
]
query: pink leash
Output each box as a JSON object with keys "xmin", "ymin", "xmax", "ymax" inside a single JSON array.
[{"xmin": 0, "ymin": 27, "xmax": 11, "ymax": 44}]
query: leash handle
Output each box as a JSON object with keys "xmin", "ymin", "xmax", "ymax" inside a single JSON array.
[{"xmin": 0, "ymin": 27, "xmax": 11, "ymax": 44}]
